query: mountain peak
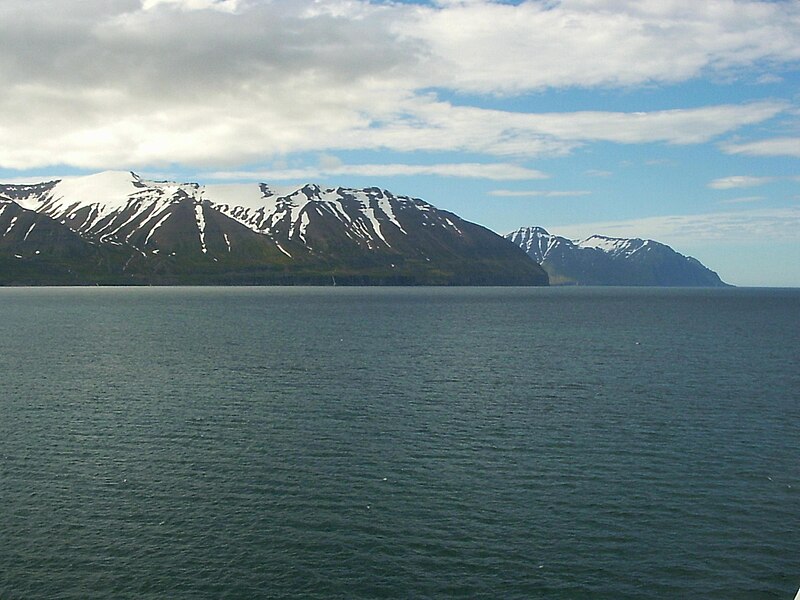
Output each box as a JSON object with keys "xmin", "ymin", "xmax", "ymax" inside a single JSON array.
[
  {"xmin": 576, "ymin": 234, "xmax": 648, "ymax": 257},
  {"xmin": 511, "ymin": 226, "xmax": 550, "ymax": 236}
]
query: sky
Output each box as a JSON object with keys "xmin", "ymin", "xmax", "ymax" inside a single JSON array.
[{"xmin": 0, "ymin": 0, "xmax": 798, "ymax": 286}]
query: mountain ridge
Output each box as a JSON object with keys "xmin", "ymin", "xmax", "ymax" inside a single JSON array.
[
  {"xmin": 0, "ymin": 171, "xmax": 548, "ymax": 286},
  {"xmin": 506, "ymin": 226, "xmax": 728, "ymax": 287}
]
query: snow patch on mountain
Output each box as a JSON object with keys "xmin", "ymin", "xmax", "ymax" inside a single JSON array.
[
  {"xmin": 43, "ymin": 171, "xmax": 142, "ymax": 214},
  {"xmin": 144, "ymin": 210, "xmax": 173, "ymax": 248},
  {"xmin": 195, "ymin": 204, "xmax": 208, "ymax": 253},
  {"xmin": 4, "ymin": 216, "xmax": 18, "ymax": 236},
  {"xmin": 23, "ymin": 222, "xmax": 36, "ymax": 241}
]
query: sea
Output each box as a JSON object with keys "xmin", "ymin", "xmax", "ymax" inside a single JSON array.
[{"xmin": 0, "ymin": 286, "xmax": 798, "ymax": 599}]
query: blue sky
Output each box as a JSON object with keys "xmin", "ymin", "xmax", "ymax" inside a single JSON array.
[{"xmin": 0, "ymin": 0, "xmax": 798, "ymax": 285}]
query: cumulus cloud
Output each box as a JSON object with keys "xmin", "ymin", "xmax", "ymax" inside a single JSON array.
[{"xmin": 0, "ymin": 0, "xmax": 797, "ymax": 170}]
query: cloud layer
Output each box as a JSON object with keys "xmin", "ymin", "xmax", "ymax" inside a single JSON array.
[
  {"xmin": 0, "ymin": 0, "xmax": 798, "ymax": 170},
  {"xmin": 205, "ymin": 162, "xmax": 549, "ymax": 181},
  {"xmin": 551, "ymin": 207, "xmax": 800, "ymax": 245}
]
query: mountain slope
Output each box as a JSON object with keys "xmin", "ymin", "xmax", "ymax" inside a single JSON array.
[
  {"xmin": 506, "ymin": 226, "xmax": 728, "ymax": 287},
  {"xmin": 0, "ymin": 172, "xmax": 547, "ymax": 286},
  {"xmin": 0, "ymin": 198, "xmax": 129, "ymax": 285}
]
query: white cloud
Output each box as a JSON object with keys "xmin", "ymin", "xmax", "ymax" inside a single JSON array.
[
  {"xmin": 203, "ymin": 162, "xmax": 549, "ymax": 181},
  {"xmin": 722, "ymin": 137, "xmax": 800, "ymax": 158},
  {"xmin": 489, "ymin": 189, "xmax": 591, "ymax": 197},
  {"xmin": 756, "ymin": 74, "xmax": 784, "ymax": 85},
  {"xmin": 708, "ymin": 175, "xmax": 775, "ymax": 189},
  {"xmin": 317, "ymin": 154, "xmax": 344, "ymax": 170},
  {"xmin": 520, "ymin": 102, "xmax": 786, "ymax": 145}
]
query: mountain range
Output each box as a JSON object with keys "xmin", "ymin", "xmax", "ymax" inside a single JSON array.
[
  {"xmin": 0, "ymin": 171, "xmax": 548, "ymax": 286},
  {"xmin": 506, "ymin": 226, "xmax": 729, "ymax": 287}
]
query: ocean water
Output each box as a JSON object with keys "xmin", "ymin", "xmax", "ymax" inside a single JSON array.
[{"xmin": 0, "ymin": 286, "xmax": 798, "ymax": 599}]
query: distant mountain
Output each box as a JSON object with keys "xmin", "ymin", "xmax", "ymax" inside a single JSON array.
[
  {"xmin": 506, "ymin": 226, "xmax": 728, "ymax": 287},
  {"xmin": 0, "ymin": 171, "xmax": 547, "ymax": 286}
]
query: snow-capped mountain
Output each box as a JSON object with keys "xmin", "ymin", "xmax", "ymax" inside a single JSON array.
[
  {"xmin": 0, "ymin": 171, "xmax": 547, "ymax": 285},
  {"xmin": 506, "ymin": 226, "xmax": 728, "ymax": 286}
]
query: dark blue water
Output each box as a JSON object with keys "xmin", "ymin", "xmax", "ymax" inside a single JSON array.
[{"xmin": 1, "ymin": 287, "xmax": 798, "ymax": 599}]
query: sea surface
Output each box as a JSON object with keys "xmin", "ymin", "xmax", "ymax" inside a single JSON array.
[{"xmin": 1, "ymin": 286, "xmax": 798, "ymax": 599}]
